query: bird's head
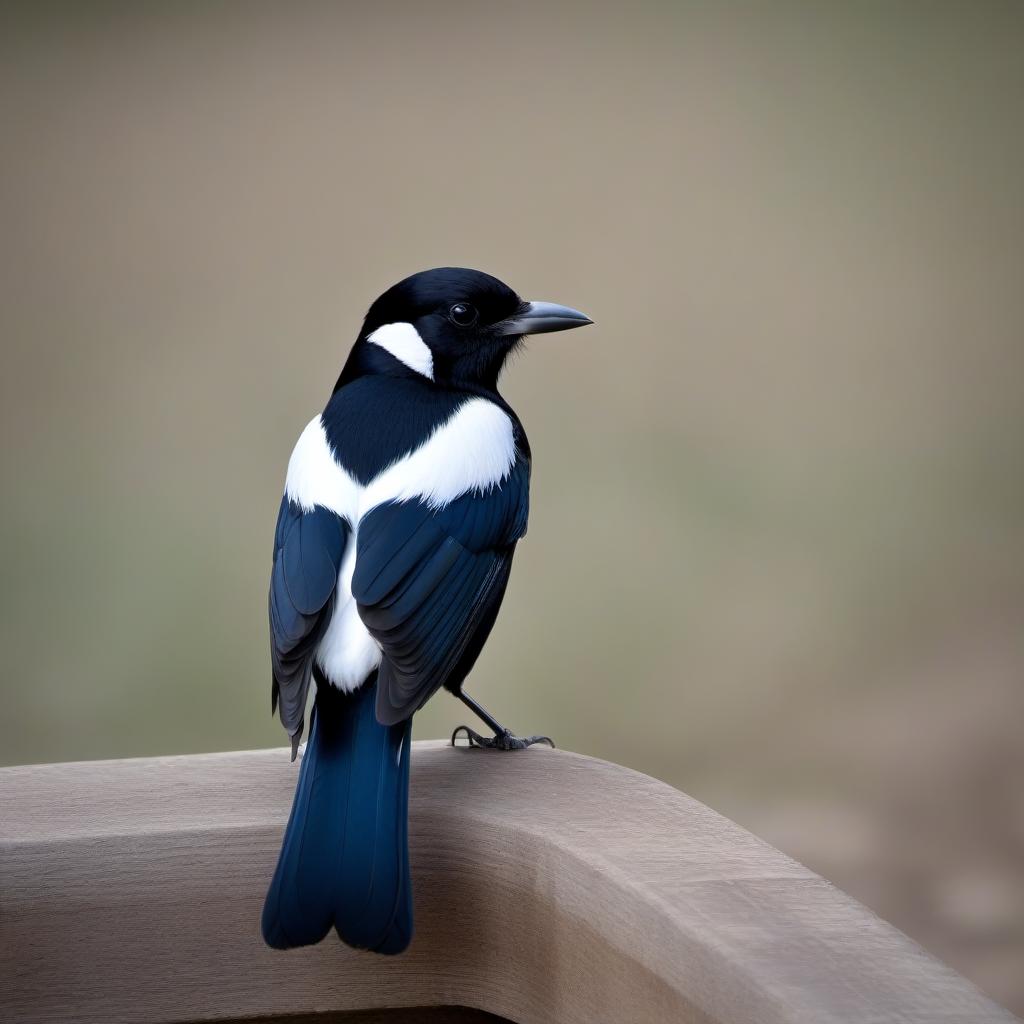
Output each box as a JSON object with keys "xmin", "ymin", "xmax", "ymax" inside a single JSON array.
[{"xmin": 337, "ymin": 267, "xmax": 592, "ymax": 392}]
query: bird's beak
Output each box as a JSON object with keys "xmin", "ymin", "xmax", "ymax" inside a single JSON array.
[{"xmin": 497, "ymin": 300, "xmax": 593, "ymax": 336}]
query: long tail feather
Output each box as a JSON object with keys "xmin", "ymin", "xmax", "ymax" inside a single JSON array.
[{"xmin": 261, "ymin": 674, "xmax": 413, "ymax": 954}]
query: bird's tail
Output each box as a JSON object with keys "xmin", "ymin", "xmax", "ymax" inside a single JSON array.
[{"xmin": 261, "ymin": 674, "xmax": 413, "ymax": 954}]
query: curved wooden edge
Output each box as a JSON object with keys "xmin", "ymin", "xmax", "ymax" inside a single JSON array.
[{"xmin": 0, "ymin": 742, "xmax": 1017, "ymax": 1024}]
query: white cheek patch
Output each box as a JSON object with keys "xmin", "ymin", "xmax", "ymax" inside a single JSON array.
[
  {"xmin": 366, "ymin": 322, "xmax": 434, "ymax": 380},
  {"xmin": 283, "ymin": 398, "xmax": 517, "ymax": 693}
]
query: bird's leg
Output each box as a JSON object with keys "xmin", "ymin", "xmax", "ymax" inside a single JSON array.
[{"xmin": 451, "ymin": 690, "xmax": 555, "ymax": 750}]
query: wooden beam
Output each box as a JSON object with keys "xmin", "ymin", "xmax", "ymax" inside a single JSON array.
[{"xmin": 0, "ymin": 743, "xmax": 1015, "ymax": 1024}]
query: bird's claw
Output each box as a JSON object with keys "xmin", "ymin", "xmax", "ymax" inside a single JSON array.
[{"xmin": 451, "ymin": 725, "xmax": 555, "ymax": 751}]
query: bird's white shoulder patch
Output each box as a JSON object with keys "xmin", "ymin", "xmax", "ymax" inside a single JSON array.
[
  {"xmin": 363, "ymin": 397, "xmax": 517, "ymax": 512},
  {"xmin": 366, "ymin": 322, "xmax": 434, "ymax": 380},
  {"xmin": 284, "ymin": 416, "xmax": 361, "ymax": 520}
]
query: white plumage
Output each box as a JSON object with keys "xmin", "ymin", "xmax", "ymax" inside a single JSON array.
[{"xmin": 366, "ymin": 321, "xmax": 434, "ymax": 380}]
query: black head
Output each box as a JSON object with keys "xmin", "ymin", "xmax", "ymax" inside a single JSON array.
[{"xmin": 335, "ymin": 267, "xmax": 592, "ymax": 393}]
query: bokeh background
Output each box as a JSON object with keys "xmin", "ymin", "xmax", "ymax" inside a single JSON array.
[{"xmin": 2, "ymin": 1, "xmax": 1022, "ymax": 1013}]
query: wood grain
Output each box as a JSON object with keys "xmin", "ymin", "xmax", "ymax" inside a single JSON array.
[{"xmin": 0, "ymin": 743, "xmax": 1017, "ymax": 1024}]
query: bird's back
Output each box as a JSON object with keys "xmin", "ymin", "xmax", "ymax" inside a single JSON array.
[{"xmin": 320, "ymin": 375, "xmax": 468, "ymax": 485}]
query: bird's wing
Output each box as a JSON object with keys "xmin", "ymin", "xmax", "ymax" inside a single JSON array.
[
  {"xmin": 352, "ymin": 457, "xmax": 529, "ymax": 725},
  {"xmin": 269, "ymin": 496, "xmax": 349, "ymax": 754}
]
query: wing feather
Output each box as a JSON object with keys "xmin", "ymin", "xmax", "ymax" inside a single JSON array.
[
  {"xmin": 269, "ymin": 498, "xmax": 349, "ymax": 752},
  {"xmin": 353, "ymin": 459, "xmax": 529, "ymax": 726}
]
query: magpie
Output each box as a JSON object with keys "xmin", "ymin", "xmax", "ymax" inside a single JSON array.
[{"xmin": 262, "ymin": 267, "xmax": 592, "ymax": 954}]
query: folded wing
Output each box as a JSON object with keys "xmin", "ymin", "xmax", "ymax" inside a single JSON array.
[
  {"xmin": 353, "ymin": 458, "xmax": 530, "ymax": 725},
  {"xmin": 269, "ymin": 498, "xmax": 349, "ymax": 755}
]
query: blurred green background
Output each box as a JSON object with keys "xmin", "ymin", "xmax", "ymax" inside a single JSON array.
[{"xmin": 2, "ymin": 1, "xmax": 1022, "ymax": 1014}]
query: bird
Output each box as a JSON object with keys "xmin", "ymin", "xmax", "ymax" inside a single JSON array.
[{"xmin": 261, "ymin": 267, "xmax": 592, "ymax": 954}]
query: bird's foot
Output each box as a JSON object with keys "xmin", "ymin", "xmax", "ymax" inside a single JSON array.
[{"xmin": 451, "ymin": 725, "xmax": 555, "ymax": 751}]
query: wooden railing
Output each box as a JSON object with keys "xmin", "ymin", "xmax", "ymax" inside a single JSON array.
[{"xmin": 1, "ymin": 742, "xmax": 1017, "ymax": 1024}]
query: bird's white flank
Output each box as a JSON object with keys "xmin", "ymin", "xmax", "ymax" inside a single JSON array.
[
  {"xmin": 284, "ymin": 397, "xmax": 517, "ymax": 692},
  {"xmin": 315, "ymin": 535, "xmax": 382, "ymax": 692},
  {"xmin": 366, "ymin": 322, "xmax": 434, "ymax": 380}
]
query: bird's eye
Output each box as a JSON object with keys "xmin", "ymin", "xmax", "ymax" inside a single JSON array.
[{"xmin": 448, "ymin": 302, "xmax": 478, "ymax": 327}]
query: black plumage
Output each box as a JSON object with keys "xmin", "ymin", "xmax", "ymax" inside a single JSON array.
[
  {"xmin": 354, "ymin": 454, "xmax": 530, "ymax": 724},
  {"xmin": 269, "ymin": 499, "xmax": 348, "ymax": 756}
]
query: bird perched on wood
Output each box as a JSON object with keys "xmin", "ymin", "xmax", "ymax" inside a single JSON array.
[{"xmin": 261, "ymin": 267, "xmax": 592, "ymax": 954}]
